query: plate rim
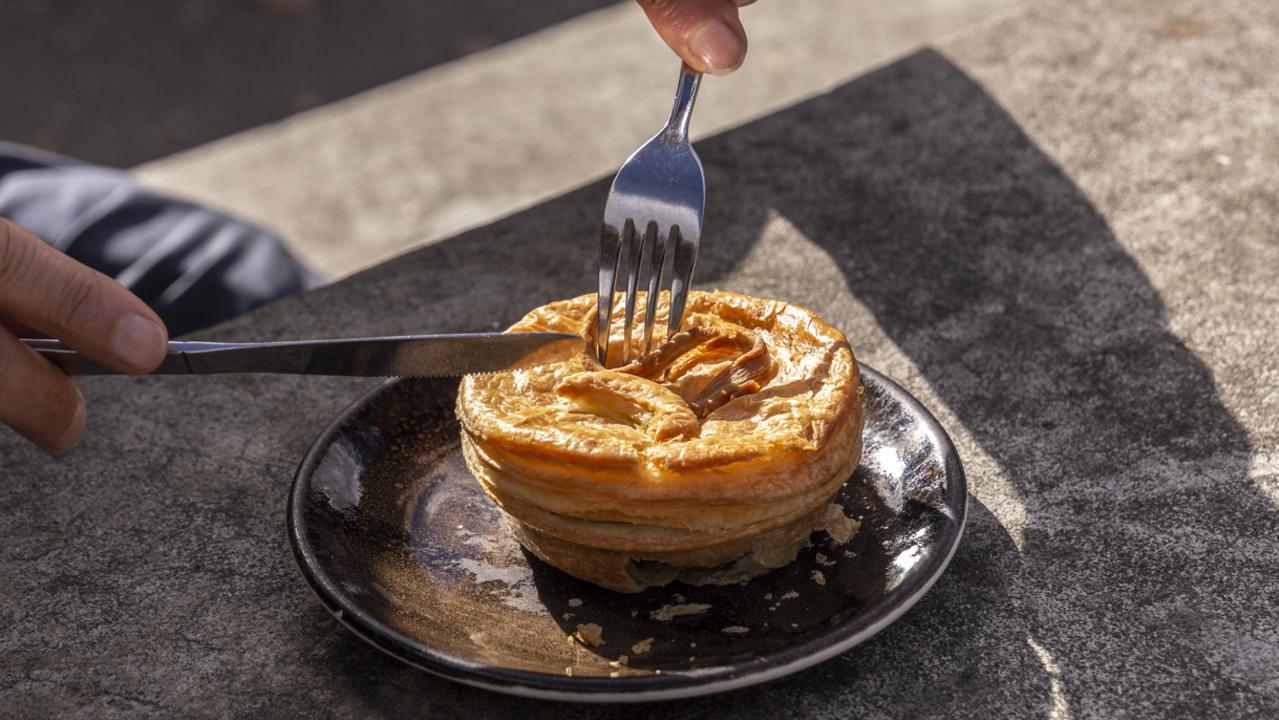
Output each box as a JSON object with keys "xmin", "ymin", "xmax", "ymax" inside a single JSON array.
[{"xmin": 287, "ymin": 364, "xmax": 968, "ymax": 702}]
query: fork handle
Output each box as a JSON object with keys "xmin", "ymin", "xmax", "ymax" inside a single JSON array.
[{"xmin": 662, "ymin": 63, "xmax": 702, "ymax": 143}]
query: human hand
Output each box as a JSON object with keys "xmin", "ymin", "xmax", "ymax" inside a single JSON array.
[
  {"xmin": 0, "ymin": 218, "xmax": 169, "ymax": 452},
  {"xmin": 637, "ymin": 0, "xmax": 753, "ymax": 75}
]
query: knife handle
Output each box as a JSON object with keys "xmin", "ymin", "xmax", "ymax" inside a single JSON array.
[
  {"xmin": 21, "ymin": 339, "xmax": 219, "ymax": 375},
  {"xmin": 20, "ymin": 332, "xmax": 582, "ymax": 377},
  {"xmin": 20, "ymin": 338, "xmax": 360, "ymax": 376}
]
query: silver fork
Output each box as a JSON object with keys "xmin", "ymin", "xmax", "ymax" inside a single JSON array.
[{"xmin": 596, "ymin": 62, "xmax": 705, "ymax": 366}]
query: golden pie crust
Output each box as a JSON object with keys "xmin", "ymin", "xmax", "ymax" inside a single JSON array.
[{"xmin": 457, "ymin": 290, "xmax": 864, "ymax": 592}]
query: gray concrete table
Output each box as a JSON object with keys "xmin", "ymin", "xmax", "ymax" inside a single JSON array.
[{"xmin": 4, "ymin": 0, "xmax": 1277, "ymax": 717}]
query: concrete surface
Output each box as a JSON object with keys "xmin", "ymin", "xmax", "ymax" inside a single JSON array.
[
  {"xmin": 134, "ymin": 0, "xmax": 1027, "ymax": 278},
  {"xmin": 3, "ymin": 0, "xmax": 1279, "ymax": 717},
  {"xmin": 0, "ymin": 0, "xmax": 620, "ymax": 166}
]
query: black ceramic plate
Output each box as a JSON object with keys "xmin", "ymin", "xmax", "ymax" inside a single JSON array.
[{"xmin": 289, "ymin": 366, "xmax": 966, "ymax": 701}]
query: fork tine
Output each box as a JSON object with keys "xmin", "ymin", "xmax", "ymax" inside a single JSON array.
[
  {"xmin": 667, "ymin": 224, "xmax": 699, "ymax": 337},
  {"xmin": 596, "ymin": 221, "xmax": 624, "ymax": 365},
  {"xmin": 620, "ymin": 220, "xmax": 645, "ymax": 364},
  {"xmin": 639, "ymin": 222, "xmax": 666, "ymax": 354}
]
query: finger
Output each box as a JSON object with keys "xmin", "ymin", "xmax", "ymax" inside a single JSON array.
[
  {"xmin": 0, "ymin": 218, "xmax": 168, "ymax": 373},
  {"xmin": 0, "ymin": 324, "xmax": 86, "ymax": 453},
  {"xmin": 636, "ymin": 0, "xmax": 748, "ymax": 75},
  {"xmin": 2, "ymin": 318, "xmax": 44, "ymax": 337}
]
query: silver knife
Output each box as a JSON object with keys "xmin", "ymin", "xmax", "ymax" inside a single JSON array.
[{"xmin": 20, "ymin": 333, "xmax": 583, "ymax": 377}]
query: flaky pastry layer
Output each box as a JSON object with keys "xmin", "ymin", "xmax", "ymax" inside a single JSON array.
[{"xmin": 456, "ymin": 291, "xmax": 863, "ymax": 591}]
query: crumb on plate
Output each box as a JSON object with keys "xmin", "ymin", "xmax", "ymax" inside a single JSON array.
[
  {"xmin": 574, "ymin": 623, "xmax": 604, "ymax": 647},
  {"xmin": 650, "ymin": 603, "xmax": 712, "ymax": 621}
]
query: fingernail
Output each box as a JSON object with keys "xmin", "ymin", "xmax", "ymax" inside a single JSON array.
[
  {"xmin": 113, "ymin": 313, "xmax": 167, "ymax": 371},
  {"xmin": 687, "ymin": 20, "xmax": 745, "ymax": 75},
  {"xmin": 51, "ymin": 391, "xmax": 86, "ymax": 454}
]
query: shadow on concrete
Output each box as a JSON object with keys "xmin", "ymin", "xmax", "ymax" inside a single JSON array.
[
  {"xmin": 277, "ymin": 49, "xmax": 1265, "ymax": 716},
  {"xmin": 691, "ymin": 48, "xmax": 1263, "ymax": 716},
  {"xmin": 0, "ymin": 0, "xmax": 621, "ymax": 167}
]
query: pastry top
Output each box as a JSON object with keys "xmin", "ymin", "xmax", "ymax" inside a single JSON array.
[{"xmin": 457, "ymin": 291, "xmax": 861, "ymax": 505}]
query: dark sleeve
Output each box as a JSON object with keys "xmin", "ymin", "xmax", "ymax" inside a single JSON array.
[{"xmin": 0, "ymin": 141, "xmax": 324, "ymax": 336}]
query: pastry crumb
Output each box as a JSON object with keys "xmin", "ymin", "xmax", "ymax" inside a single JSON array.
[
  {"xmin": 812, "ymin": 570, "xmax": 826, "ymax": 586},
  {"xmin": 781, "ymin": 591, "xmax": 800, "ymax": 600},
  {"xmin": 690, "ymin": 642, "xmax": 697, "ymax": 648},
  {"xmin": 632, "ymin": 638, "xmax": 654, "ymax": 655},
  {"xmin": 609, "ymin": 671, "xmax": 620, "ymax": 678},
  {"xmin": 722, "ymin": 626, "xmax": 750, "ymax": 634},
  {"xmin": 650, "ymin": 603, "xmax": 712, "ymax": 621},
  {"xmin": 630, "ymin": 609, "xmax": 638, "ymax": 618},
  {"xmin": 819, "ymin": 504, "xmax": 861, "ymax": 546},
  {"xmin": 562, "ymin": 612, "xmax": 574, "ymax": 621},
  {"xmin": 568, "ymin": 598, "xmax": 583, "ymax": 608},
  {"xmin": 574, "ymin": 623, "xmax": 604, "ymax": 647},
  {"xmin": 764, "ymin": 593, "xmax": 773, "ymax": 600},
  {"xmin": 618, "ymin": 654, "xmax": 629, "ymax": 666},
  {"xmin": 564, "ymin": 666, "xmax": 573, "ymax": 676}
]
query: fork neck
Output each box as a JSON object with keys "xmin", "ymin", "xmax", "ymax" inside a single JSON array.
[{"xmin": 661, "ymin": 63, "xmax": 702, "ymax": 144}]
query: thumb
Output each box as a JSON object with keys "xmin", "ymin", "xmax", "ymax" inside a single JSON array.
[{"xmin": 637, "ymin": 0, "xmax": 749, "ymax": 75}]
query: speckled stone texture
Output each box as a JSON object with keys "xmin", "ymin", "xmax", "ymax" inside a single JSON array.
[{"xmin": 3, "ymin": 0, "xmax": 1277, "ymax": 717}]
